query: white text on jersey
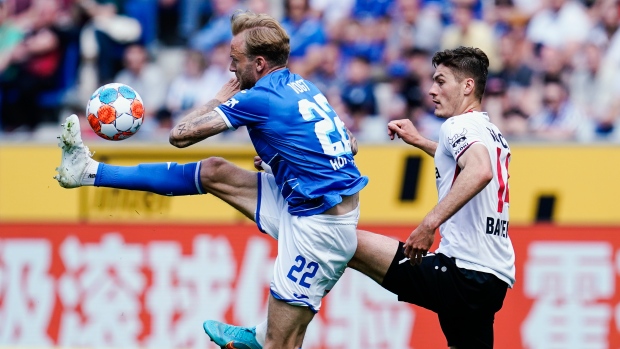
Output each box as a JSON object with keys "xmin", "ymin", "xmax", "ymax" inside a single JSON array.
[
  {"xmin": 223, "ymin": 98, "xmax": 239, "ymax": 108},
  {"xmin": 288, "ymin": 79, "xmax": 310, "ymax": 94},
  {"xmin": 330, "ymin": 156, "xmax": 355, "ymax": 170}
]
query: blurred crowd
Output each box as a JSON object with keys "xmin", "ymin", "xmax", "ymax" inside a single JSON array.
[{"xmin": 1, "ymin": 0, "xmax": 620, "ymax": 142}]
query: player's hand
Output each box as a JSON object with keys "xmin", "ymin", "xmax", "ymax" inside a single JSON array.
[
  {"xmin": 215, "ymin": 78, "xmax": 241, "ymax": 103},
  {"xmin": 346, "ymin": 128, "xmax": 358, "ymax": 156},
  {"xmin": 403, "ymin": 224, "xmax": 435, "ymax": 266},
  {"xmin": 254, "ymin": 156, "xmax": 263, "ymax": 171},
  {"xmin": 387, "ymin": 119, "xmax": 421, "ymax": 146}
]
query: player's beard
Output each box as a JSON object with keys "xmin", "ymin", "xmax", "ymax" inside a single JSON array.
[{"xmin": 237, "ymin": 68, "xmax": 257, "ymax": 90}]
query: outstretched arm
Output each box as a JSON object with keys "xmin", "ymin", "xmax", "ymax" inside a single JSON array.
[
  {"xmin": 169, "ymin": 78, "xmax": 240, "ymax": 148},
  {"xmin": 403, "ymin": 143, "xmax": 493, "ymax": 264},
  {"xmin": 387, "ymin": 119, "xmax": 438, "ymax": 157}
]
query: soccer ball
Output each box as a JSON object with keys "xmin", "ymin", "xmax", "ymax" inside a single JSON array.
[{"xmin": 86, "ymin": 83, "xmax": 145, "ymax": 140}]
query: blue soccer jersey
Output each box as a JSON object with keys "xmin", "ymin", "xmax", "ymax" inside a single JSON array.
[{"xmin": 214, "ymin": 69, "xmax": 368, "ymax": 216}]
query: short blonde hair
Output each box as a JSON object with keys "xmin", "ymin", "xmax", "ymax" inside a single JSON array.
[{"xmin": 230, "ymin": 11, "xmax": 290, "ymax": 67}]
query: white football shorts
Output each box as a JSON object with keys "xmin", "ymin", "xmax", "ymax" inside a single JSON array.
[{"xmin": 255, "ymin": 172, "xmax": 359, "ymax": 312}]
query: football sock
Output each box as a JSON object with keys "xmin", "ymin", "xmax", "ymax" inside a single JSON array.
[
  {"xmin": 81, "ymin": 159, "xmax": 100, "ymax": 186},
  {"xmin": 94, "ymin": 161, "xmax": 205, "ymax": 196},
  {"xmin": 255, "ymin": 320, "xmax": 267, "ymax": 347}
]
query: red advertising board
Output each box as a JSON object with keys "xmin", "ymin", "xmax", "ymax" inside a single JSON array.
[{"xmin": 1, "ymin": 223, "xmax": 619, "ymax": 348}]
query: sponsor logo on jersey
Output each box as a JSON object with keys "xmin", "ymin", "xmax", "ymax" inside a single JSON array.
[
  {"xmin": 448, "ymin": 128, "xmax": 468, "ymax": 148},
  {"xmin": 448, "ymin": 128, "xmax": 469, "ymax": 156}
]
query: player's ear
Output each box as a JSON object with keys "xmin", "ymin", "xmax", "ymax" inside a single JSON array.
[
  {"xmin": 463, "ymin": 77, "xmax": 475, "ymax": 96},
  {"xmin": 255, "ymin": 56, "xmax": 266, "ymax": 72}
]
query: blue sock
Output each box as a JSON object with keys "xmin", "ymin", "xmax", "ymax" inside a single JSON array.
[{"xmin": 94, "ymin": 162, "xmax": 205, "ymax": 196}]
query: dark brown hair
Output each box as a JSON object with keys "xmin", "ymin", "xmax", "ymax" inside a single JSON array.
[{"xmin": 432, "ymin": 47, "xmax": 489, "ymax": 101}]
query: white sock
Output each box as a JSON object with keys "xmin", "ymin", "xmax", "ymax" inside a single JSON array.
[
  {"xmin": 80, "ymin": 159, "xmax": 100, "ymax": 186},
  {"xmin": 255, "ymin": 320, "xmax": 267, "ymax": 347}
]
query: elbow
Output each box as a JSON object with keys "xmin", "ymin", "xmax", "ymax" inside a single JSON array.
[
  {"xmin": 480, "ymin": 167, "xmax": 493, "ymax": 186},
  {"xmin": 169, "ymin": 131, "xmax": 190, "ymax": 148}
]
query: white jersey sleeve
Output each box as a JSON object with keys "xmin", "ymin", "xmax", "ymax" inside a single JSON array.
[{"xmin": 434, "ymin": 112, "xmax": 516, "ymax": 287}]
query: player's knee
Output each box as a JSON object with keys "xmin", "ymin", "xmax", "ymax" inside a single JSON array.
[{"xmin": 200, "ymin": 157, "xmax": 229, "ymax": 187}]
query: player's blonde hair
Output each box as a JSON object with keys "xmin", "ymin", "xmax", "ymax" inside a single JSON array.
[{"xmin": 230, "ymin": 11, "xmax": 290, "ymax": 67}]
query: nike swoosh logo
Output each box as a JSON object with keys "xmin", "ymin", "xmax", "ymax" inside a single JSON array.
[{"xmin": 293, "ymin": 293, "xmax": 309, "ymax": 299}]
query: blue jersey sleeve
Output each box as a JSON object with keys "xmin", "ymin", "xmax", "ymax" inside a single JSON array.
[{"xmin": 215, "ymin": 89, "xmax": 270, "ymax": 129}]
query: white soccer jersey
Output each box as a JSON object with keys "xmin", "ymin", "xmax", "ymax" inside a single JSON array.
[{"xmin": 434, "ymin": 111, "xmax": 516, "ymax": 287}]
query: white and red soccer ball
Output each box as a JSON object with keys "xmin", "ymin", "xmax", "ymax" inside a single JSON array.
[{"xmin": 86, "ymin": 83, "xmax": 145, "ymax": 140}]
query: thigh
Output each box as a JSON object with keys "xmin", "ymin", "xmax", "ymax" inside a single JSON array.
[
  {"xmin": 264, "ymin": 294, "xmax": 314, "ymax": 349},
  {"xmin": 199, "ymin": 157, "xmax": 259, "ymax": 221},
  {"xmin": 438, "ymin": 312, "xmax": 495, "ymax": 349},
  {"xmin": 379, "ymin": 243, "xmax": 448, "ymax": 312},
  {"xmin": 255, "ymin": 172, "xmax": 286, "ymax": 240},
  {"xmin": 348, "ymin": 230, "xmax": 400, "ymax": 285}
]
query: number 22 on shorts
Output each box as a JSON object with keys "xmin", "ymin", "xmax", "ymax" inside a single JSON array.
[{"xmin": 287, "ymin": 255, "xmax": 319, "ymax": 288}]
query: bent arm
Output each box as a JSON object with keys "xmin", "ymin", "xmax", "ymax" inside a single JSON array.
[
  {"xmin": 170, "ymin": 77, "xmax": 240, "ymax": 148},
  {"xmin": 169, "ymin": 99, "xmax": 229, "ymax": 148},
  {"xmin": 420, "ymin": 143, "xmax": 493, "ymax": 230},
  {"xmin": 414, "ymin": 138, "xmax": 438, "ymax": 158},
  {"xmin": 387, "ymin": 119, "xmax": 438, "ymax": 157}
]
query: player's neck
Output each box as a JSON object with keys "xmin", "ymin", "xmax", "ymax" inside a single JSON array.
[
  {"xmin": 265, "ymin": 65, "xmax": 286, "ymax": 75},
  {"xmin": 457, "ymin": 100, "xmax": 481, "ymax": 115}
]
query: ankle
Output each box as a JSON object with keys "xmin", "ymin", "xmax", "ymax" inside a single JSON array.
[{"xmin": 81, "ymin": 159, "xmax": 100, "ymax": 186}]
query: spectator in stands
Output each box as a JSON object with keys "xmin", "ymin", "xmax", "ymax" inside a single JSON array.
[
  {"xmin": 487, "ymin": 0, "xmax": 530, "ymax": 38},
  {"xmin": 0, "ymin": 0, "xmax": 63, "ymax": 131},
  {"xmin": 441, "ymin": 0, "xmax": 501, "ymax": 72},
  {"xmin": 163, "ymin": 44, "xmax": 233, "ymax": 125},
  {"xmin": 163, "ymin": 50, "xmax": 210, "ymax": 126},
  {"xmin": 177, "ymin": 0, "xmax": 213, "ymax": 42},
  {"xmin": 411, "ymin": 72, "xmax": 444, "ymax": 141},
  {"xmin": 306, "ymin": 41, "xmax": 346, "ymax": 94},
  {"xmin": 402, "ymin": 47, "xmax": 433, "ymax": 107},
  {"xmin": 484, "ymin": 31, "xmax": 535, "ymax": 137},
  {"xmin": 158, "ymin": 0, "xmax": 212, "ymax": 46},
  {"xmin": 76, "ymin": 0, "xmax": 142, "ymax": 85},
  {"xmin": 529, "ymin": 77, "xmax": 585, "ymax": 141},
  {"xmin": 570, "ymin": 41, "xmax": 618, "ymax": 140},
  {"xmin": 281, "ymin": 0, "xmax": 327, "ymax": 61},
  {"xmin": 0, "ymin": 0, "xmax": 24, "ymax": 75},
  {"xmin": 525, "ymin": 0, "xmax": 591, "ymax": 58},
  {"xmin": 587, "ymin": 0, "xmax": 618, "ymax": 48},
  {"xmin": 384, "ymin": 0, "xmax": 443, "ymax": 62},
  {"xmin": 247, "ymin": 0, "xmax": 271, "ymax": 15},
  {"xmin": 114, "ymin": 44, "xmax": 166, "ymax": 124},
  {"xmin": 201, "ymin": 40, "xmax": 235, "ymax": 97},
  {"xmin": 189, "ymin": 0, "xmax": 239, "ymax": 53},
  {"xmin": 341, "ymin": 55, "xmax": 377, "ymax": 134},
  {"xmin": 536, "ymin": 44, "xmax": 570, "ymax": 84},
  {"xmin": 378, "ymin": 61, "xmax": 408, "ymax": 121},
  {"xmin": 309, "ymin": 0, "xmax": 354, "ymax": 38},
  {"xmin": 339, "ymin": 17, "xmax": 386, "ymax": 64},
  {"xmin": 352, "ymin": 0, "xmax": 394, "ymax": 19}
]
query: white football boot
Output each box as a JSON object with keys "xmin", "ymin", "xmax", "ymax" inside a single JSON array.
[{"xmin": 54, "ymin": 114, "xmax": 96, "ymax": 188}]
